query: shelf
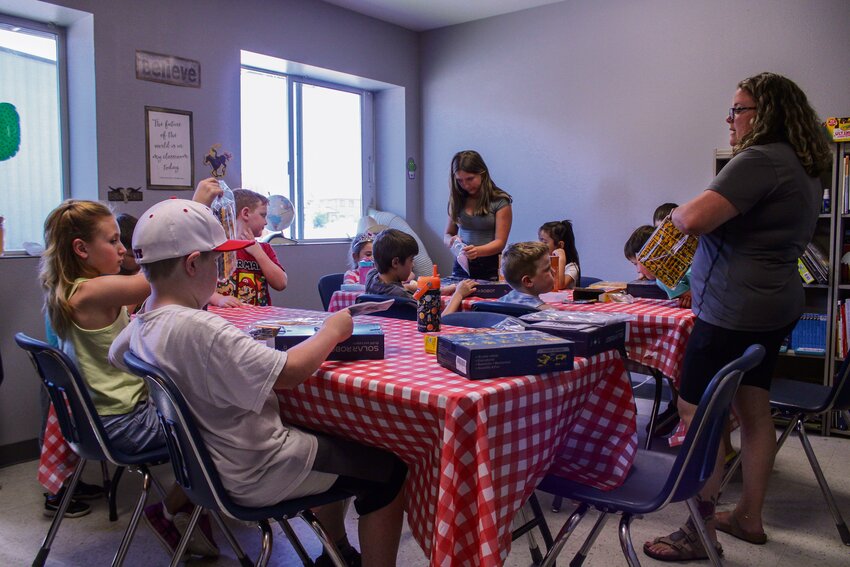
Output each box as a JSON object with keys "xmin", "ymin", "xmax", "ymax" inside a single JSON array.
[{"xmin": 780, "ymin": 350, "xmax": 826, "ymax": 359}]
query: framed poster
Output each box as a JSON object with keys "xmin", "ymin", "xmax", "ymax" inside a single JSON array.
[{"xmin": 145, "ymin": 106, "xmax": 194, "ymax": 190}]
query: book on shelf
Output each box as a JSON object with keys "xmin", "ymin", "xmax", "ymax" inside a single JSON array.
[
  {"xmin": 843, "ymin": 154, "xmax": 849, "ymax": 215},
  {"xmin": 798, "ymin": 258, "xmax": 816, "ymax": 284},
  {"xmin": 790, "ymin": 312, "xmax": 827, "ymax": 355},
  {"xmin": 805, "ymin": 242, "xmax": 830, "ymax": 279},
  {"xmin": 800, "ymin": 252, "xmax": 825, "ymax": 283}
]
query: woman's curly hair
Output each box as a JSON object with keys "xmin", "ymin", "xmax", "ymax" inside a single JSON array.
[{"xmin": 735, "ymin": 72, "xmax": 833, "ymax": 177}]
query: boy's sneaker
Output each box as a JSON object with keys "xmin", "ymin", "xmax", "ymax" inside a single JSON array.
[
  {"xmin": 43, "ymin": 493, "xmax": 91, "ymax": 518},
  {"xmin": 143, "ymin": 502, "xmax": 185, "ymax": 559},
  {"xmin": 72, "ymin": 480, "xmax": 105, "ymax": 500},
  {"xmin": 172, "ymin": 504, "xmax": 220, "ymax": 557},
  {"xmin": 315, "ymin": 540, "xmax": 362, "ymax": 567}
]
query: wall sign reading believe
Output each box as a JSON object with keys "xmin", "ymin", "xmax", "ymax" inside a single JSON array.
[{"xmin": 136, "ymin": 50, "xmax": 201, "ymax": 88}]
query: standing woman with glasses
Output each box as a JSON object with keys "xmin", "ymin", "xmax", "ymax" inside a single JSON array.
[
  {"xmin": 444, "ymin": 150, "xmax": 513, "ymax": 281},
  {"xmin": 644, "ymin": 73, "xmax": 833, "ymax": 562}
]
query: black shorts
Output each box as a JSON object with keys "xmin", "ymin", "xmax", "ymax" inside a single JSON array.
[
  {"xmin": 678, "ymin": 317, "xmax": 797, "ymax": 406},
  {"xmin": 452, "ymin": 255, "xmax": 499, "ymax": 281},
  {"xmin": 312, "ymin": 432, "xmax": 407, "ymax": 516}
]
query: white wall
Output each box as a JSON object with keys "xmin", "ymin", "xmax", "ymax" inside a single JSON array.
[
  {"xmin": 419, "ymin": 0, "xmax": 850, "ymax": 281},
  {"xmin": 0, "ymin": 0, "xmax": 419, "ymax": 450}
]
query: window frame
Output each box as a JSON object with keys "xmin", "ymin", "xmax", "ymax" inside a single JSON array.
[
  {"xmin": 0, "ymin": 13, "xmax": 69, "ymax": 255},
  {"xmin": 240, "ymin": 63, "xmax": 374, "ymax": 242}
]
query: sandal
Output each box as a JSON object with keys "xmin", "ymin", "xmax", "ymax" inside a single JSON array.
[
  {"xmin": 715, "ymin": 510, "xmax": 767, "ymax": 545},
  {"xmin": 644, "ymin": 519, "xmax": 723, "ymax": 562}
]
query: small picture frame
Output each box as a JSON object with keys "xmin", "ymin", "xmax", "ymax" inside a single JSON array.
[{"xmin": 145, "ymin": 106, "xmax": 194, "ymax": 190}]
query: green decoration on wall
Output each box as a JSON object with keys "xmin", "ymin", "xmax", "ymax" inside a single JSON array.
[{"xmin": 0, "ymin": 103, "xmax": 21, "ymax": 161}]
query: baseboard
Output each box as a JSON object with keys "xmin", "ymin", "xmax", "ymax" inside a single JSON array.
[{"xmin": 0, "ymin": 438, "xmax": 39, "ymax": 468}]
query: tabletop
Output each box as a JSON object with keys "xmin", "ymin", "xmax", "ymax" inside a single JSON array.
[{"xmin": 213, "ymin": 305, "xmax": 638, "ymax": 567}]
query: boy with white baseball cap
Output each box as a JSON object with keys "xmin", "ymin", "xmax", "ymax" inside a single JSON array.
[{"xmin": 109, "ymin": 198, "xmax": 406, "ymax": 567}]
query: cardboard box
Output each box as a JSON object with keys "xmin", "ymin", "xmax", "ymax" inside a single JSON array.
[
  {"xmin": 271, "ymin": 324, "xmax": 384, "ymax": 360},
  {"xmin": 523, "ymin": 321, "xmax": 626, "ymax": 358},
  {"xmin": 573, "ymin": 287, "xmax": 604, "ymax": 301},
  {"xmin": 436, "ymin": 330, "xmax": 574, "ymax": 380},
  {"xmin": 626, "ymin": 279, "xmax": 669, "ymax": 300},
  {"xmin": 825, "ymin": 117, "xmax": 850, "ymax": 142},
  {"xmin": 442, "ymin": 277, "xmax": 512, "ymax": 299}
]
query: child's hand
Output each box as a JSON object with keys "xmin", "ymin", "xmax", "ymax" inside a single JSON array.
[
  {"xmin": 237, "ymin": 225, "xmax": 259, "ymax": 254},
  {"xmin": 677, "ymin": 291, "xmax": 692, "ymax": 309},
  {"xmin": 208, "ymin": 292, "xmax": 245, "ymax": 308},
  {"xmin": 322, "ymin": 309, "xmax": 354, "ymax": 343},
  {"xmin": 192, "ymin": 177, "xmax": 223, "ymax": 207},
  {"xmin": 403, "ymin": 280, "xmax": 419, "ymax": 293},
  {"xmin": 440, "ymin": 284, "xmax": 457, "ymax": 295},
  {"xmin": 552, "ymin": 248, "xmax": 566, "ymax": 260},
  {"xmin": 455, "ymin": 279, "xmax": 478, "ymax": 298}
]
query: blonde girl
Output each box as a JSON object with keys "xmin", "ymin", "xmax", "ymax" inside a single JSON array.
[
  {"xmin": 343, "ymin": 232, "xmax": 375, "ymax": 284},
  {"xmin": 538, "ymin": 220, "xmax": 581, "ymax": 289},
  {"xmin": 444, "ymin": 150, "xmax": 513, "ymax": 281}
]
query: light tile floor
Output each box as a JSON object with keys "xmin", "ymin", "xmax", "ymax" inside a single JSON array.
[{"xmin": 2, "ymin": 398, "xmax": 850, "ymax": 566}]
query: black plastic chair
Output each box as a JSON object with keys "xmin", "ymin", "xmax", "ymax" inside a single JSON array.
[
  {"xmin": 579, "ymin": 276, "xmax": 602, "ymax": 287},
  {"xmin": 442, "ymin": 311, "xmax": 510, "ymax": 328},
  {"xmin": 318, "ymin": 273, "xmax": 345, "ymax": 311},
  {"xmin": 123, "ymin": 351, "xmax": 354, "ymax": 567},
  {"xmin": 355, "ymin": 293, "xmax": 417, "ymax": 321},
  {"xmin": 15, "ymin": 333, "xmax": 170, "ymax": 567},
  {"xmin": 470, "ymin": 300, "xmax": 537, "ymax": 317},
  {"xmin": 532, "ymin": 344, "xmax": 765, "ymax": 567},
  {"xmin": 721, "ymin": 355, "xmax": 850, "ymax": 545}
]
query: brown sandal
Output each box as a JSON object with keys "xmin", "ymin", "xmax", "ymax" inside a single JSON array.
[
  {"xmin": 644, "ymin": 520, "xmax": 724, "ymax": 562},
  {"xmin": 715, "ymin": 510, "xmax": 767, "ymax": 545}
]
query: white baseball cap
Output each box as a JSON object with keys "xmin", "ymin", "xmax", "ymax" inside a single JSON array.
[{"xmin": 133, "ymin": 198, "xmax": 254, "ymax": 264}]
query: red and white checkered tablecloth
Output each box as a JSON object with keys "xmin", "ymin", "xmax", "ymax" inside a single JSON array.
[
  {"xmin": 213, "ymin": 305, "xmax": 637, "ymax": 567},
  {"xmin": 38, "ymin": 404, "xmax": 79, "ymax": 494},
  {"xmin": 543, "ymin": 291, "xmax": 695, "ymax": 386}
]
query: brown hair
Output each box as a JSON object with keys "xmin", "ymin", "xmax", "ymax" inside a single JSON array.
[
  {"xmin": 39, "ymin": 200, "xmax": 115, "ymax": 339},
  {"xmin": 624, "ymin": 225, "xmax": 654, "ymax": 259},
  {"xmin": 372, "ymin": 228, "xmax": 418, "ymax": 273},
  {"xmin": 735, "ymin": 72, "xmax": 833, "ymax": 177},
  {"xmin": 233, "ymin": 188, "xmax": 269, "ymax": 213},
  {"xmin": 501, "ymin": 241, "xmax": 549, "ymax": 288},
  {"xmin": 447, "ymin": 150, "xmax": 512, "ymax": 221}
]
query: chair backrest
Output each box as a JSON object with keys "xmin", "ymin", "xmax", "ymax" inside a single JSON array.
[
  {"xmin": 470, "ymin": 300, "xmax": 537, "ymax": 317},
  {"xmin": 122, "ymin": 351, "xmax": 233, "ymax": 514},
  {"xmin": 355, "ymin": 293, "xmax": 417, "ymax": 321},
  {"xmin": 666, "ymin": 344, "xmax": 765, "ymax": 505},
  {"xmin": 579, "ymin": 276, "xmax": 602, "ymax": 287},
  {"xmin": 14, "ymin": 332, "xmax": 113, "ymax": 462},
  {"xmin": 442, "ymin": 311, "xmax": 509, "ymax": 329},
  {"xmin": 318, "ymin": 273, "xmax": 345, "ymax": 311}
]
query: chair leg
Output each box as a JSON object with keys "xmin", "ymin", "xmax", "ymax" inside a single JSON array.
[
  {"xmin": 795, "ymin": 420, "xmax": 850, "ymax": 545},
  {"xmin": 277, "ymin": 517, "xmax": 313, "ymax": 566},
  {"xmin": 255, "ymin": 519, "xmax": 275, "ymax": 567},
  {"xmin": 569, "ymin": 511, "xmax": 608, "ymax": 567},
  {"xmin": 169, "ymin": 505, "xmax": 202, "ymax": 567},
  {"xmin": 684, "ymin": 498, "xmax": 722, "ymax": 567},
  {"xmin": 211, "ymin": 511, "xmax": 253, "ymax": 567},
  {"xmin": 528, "ymin": 493, "xmax": 555, "ymax": 550},
  {"xmin": 552, "ymin": 495, "xmax": 563, "ymax": 513},
  {"xmin": 540, "ymin": 502, "xmax": 589, "ymax": 567},
  {"xmin": 298, "ymin": 509, "xmax": 346, "ymax": 567},
  {"xmin": 643, "ymin": 370, "xmax": 666, "ymax": 451},
  {"xmin": 516, "ymin": 504, "xmax": 544, "ymax": 565},
  {"xmin": 718, "ymin": 450, "xmax": 741, "ymax": 496},
  {"xmin": 108, "ymin": 466, "xmax": 125, "ymax": 522},
  {"xmin": 617, "ymin": 513, "xmax": 641, "ymax": 567},
  {"xmin": 111, "ymin": 466, "xmax": 154, "ymax": 567},
  {"xmin": 33, "ymin": 458, "xmax": 87, "ymax": 567}
]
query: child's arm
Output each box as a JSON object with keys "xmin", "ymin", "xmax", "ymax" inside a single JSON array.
[
  {"xmin": 442, "ymin": 279, "xmax": 477, "ymax": 316},
  {"xmin": 192, "ymin": 177, "xmax": 223, "ymax": 207},
  {"xmin": 68, "ymin": 273, "xmax": 150, "ymax": 330},
  {"xmin": 238, "ymin": 225, "xmax": 288, "ymax": 291},
  {"xmin": 274, "ymin": 309, "xmax": 353, "ymax": 389},
  {"xmin": 207, "ymin": 291, "xmax": 245, "ymax": 308}
]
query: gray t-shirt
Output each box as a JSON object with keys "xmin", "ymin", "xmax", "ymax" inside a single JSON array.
[
  {"xmin": 457, "ymin": 197, "xmax": 512, "ymax": 246},
  {"xmin": 364, "ymin": 268, "xmax": 412, "ymax": 299},
  {"xmin": 109, "ymin": 305, "xmax": 320, "ymax": 507},
  {"xmin": 692, "ymin": 142, "xmax": 820, "ymax": 331}
]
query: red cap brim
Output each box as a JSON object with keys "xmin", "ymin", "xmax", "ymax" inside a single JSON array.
[{"xmin": 214, "ymin": 239, "xmax": 255, "ymax": 252}]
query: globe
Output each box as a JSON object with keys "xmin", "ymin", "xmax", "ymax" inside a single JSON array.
[{"xmin": 266, "ymin": 194, "xmax": 295, "ymax": 232}]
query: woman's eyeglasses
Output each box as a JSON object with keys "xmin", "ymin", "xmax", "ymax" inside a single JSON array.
[{"xmin": 728, "ymin": 106, "xmax": 756, "ymax": 121}]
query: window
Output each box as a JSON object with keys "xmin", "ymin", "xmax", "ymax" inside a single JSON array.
[
  {"xmin": 0, "ymin": 15, "xmax": 67, "ymax": 253},
  {"xmin": 241, "ymin": 52, "xmax": 373, "ymax": 240}
]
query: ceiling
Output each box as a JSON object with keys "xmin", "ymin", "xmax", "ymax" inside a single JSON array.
[{"xmin": 321, "ymin": 0, "xmax": 564, "ymax": 32}]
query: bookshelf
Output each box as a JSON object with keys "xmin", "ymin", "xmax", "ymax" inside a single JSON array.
[{"xmin": 714, "ymin": 143, "xmax": 847, "ymax": 434}]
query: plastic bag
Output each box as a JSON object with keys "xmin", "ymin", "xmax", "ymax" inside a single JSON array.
[
  {"xmin": 450, "ymin": 237, "xmax": 470, "ymax": 273},
  {"xmin": 211, "ymin": 179, "xmax": 237, "ymax": 282},
  {"xmin": 519, "ymin": 310, "xmax": 635, "ymax": 326}
]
